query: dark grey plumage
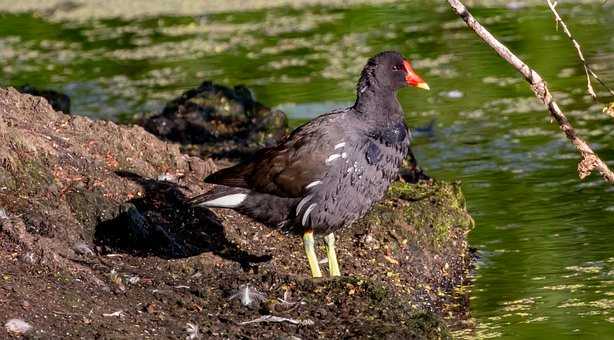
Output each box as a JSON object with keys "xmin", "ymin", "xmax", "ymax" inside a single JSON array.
[{"xmin": 189, "ymin": 51, "xmax": 419, "ymax": 236}]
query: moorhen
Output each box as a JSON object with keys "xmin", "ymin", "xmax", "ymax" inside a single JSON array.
[{"xmin": 189, "ymin": 51, "xmax": 429, "ymax": 277}]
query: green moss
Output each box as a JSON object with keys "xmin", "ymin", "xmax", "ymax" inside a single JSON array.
[
  {"xmin": 362, "ymin": 279, "xmax": 389, "ymax": 302},
  {"xmin": 363, "ymin": 180, "xmax": 474, "ymax": 247},
  {"xmin": 0, "ymin": 167, "xmax": 17, "ymax": 191},
  {"xmin": 66, "ymin": 187, "xmax": 118, "ymax": 241},
  {"xmin": 407, "ymin": 311, "xmax": 452, "ymax": 340},
  {"xmin": 313, "ymin": 278, "xmax": 447, "ymax": 336},
  {"xmin": 387, "ymin": 180, "xmax": 439, "ymax": 201},
  {"xmin": 330, "ymin": 276, "xmax": 389, "ymax": 302},
  {"xmin": 20, "ymin": 158, "xmax": 53, "ymax": 190}
]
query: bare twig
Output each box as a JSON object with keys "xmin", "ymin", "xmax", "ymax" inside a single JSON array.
[
  {"xmin": 446, "ymin": 0, "xmax": 614, "ymax": 183},
  {"xmin": 546, "ymin": 0, "xmax": 614, "ymax": 99}
]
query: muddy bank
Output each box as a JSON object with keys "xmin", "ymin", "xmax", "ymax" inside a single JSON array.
[{"xmin": 0, "ymin": 87, "xmax": 473, "ymax": 338}]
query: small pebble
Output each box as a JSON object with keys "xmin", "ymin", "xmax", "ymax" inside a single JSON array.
[
  {"xmin": 74, "ymin": 242, "xmax": 95, "ymax": 256},
  {"xmin": 126, "ymin": 275, "xmax": 140, "ymax": 285},
  {"xmin": 20, "ymin": 252, "xmax": 36, "ymax": 264},
  {"xmin": 362, "ymin": 234, "xmax": 375, "ymax": 243},
  {"xmin": 5, "ymin": 318, "xmax": 32, "ymax": 335}
]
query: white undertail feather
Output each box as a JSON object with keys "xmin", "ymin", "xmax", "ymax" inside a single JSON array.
[
  {"xmin": 302, "ymin": 203, "xmax": 317, "ymax": 226},
  {"xmin": 199, "ymin": 193, "xmax": 247, "ymax": 208}
]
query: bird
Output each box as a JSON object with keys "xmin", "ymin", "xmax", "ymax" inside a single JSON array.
[{"xmin": 189, "ymin": 51, "xmax": 429, "ymax": 277}]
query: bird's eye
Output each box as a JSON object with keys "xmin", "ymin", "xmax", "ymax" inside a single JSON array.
[{"xmin": 392, "ymin": 64, "xmax": 402, "ymax": 71}]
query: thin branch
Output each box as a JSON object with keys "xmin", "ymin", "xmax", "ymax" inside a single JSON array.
[
  {"xmin": 446, "ymin": 0, "xmax": 614, "ymax": 183},
  {"xmin": 546, "ymin": 0, "xmax": 614, "ymax": 100}
]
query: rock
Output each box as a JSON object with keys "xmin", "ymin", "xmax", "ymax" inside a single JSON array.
[
  {"xmin": 0, "ymin": 86, "xmax": 216, "ymax": 276},
  {"xmin": 0, "ymin": 87, "xmax": 473, "ymax": 338},
  {"xmin": 5, "ymin": 318, "xmax": 32, "ymax": 335},
  {"xmin": 143, "ymin": 81, "xmax": 288, "ymax": 159},
  {"xmin": 353, "ymin": 180, "xmax": 474, "ymax": 314},
  {"xmin": 16, "ymin": 85, "xmax": 71, "ymax": 114}
]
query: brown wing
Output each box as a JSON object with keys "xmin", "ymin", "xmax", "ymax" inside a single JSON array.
[{"xmin": 205, "ymin": 114, "xmax": 344, "ymax": 198}]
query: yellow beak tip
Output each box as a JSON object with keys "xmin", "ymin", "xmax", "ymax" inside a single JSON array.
[{"xmin": 416, "ymin": 82, "xmax": 430, "ymax": 91}]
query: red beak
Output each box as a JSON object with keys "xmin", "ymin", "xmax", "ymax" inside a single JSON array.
[{"xmin": 403, "ymin": 60, "xmax": 430, "ymax": 90}]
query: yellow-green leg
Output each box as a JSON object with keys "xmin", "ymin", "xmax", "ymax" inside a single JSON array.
[
  {"xmin": 303, "ymin": 230, "xmax": 322, "ymax": 278},
  {"xmin": 325, "ymin": 233, "xmax": 341, "ymax": 276}
]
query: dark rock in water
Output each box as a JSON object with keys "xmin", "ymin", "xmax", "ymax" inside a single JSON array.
[
  {"xmin": 17, "ymin": 85, "xmax": 71, "ymax": 114},
  {"xmin": 143, "ymin": 81, "xmax": 288, "ymax": 159}
]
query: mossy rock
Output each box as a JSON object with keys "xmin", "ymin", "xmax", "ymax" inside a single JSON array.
[
  {"xmin": 142, "ymin": 80, "xmax": 289, "ymax": 160},
  {"xmin": 362, "ymin": 180, "xmax": 474, "ymax": 247}
]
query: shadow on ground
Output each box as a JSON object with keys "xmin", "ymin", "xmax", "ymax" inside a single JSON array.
[{"xmin": 94, "ymin": 171, "xmax": 271, "ymax": 269}]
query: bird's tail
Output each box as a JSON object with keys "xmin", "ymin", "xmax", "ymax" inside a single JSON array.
[
  {"xmin": 189, "ymin": 186, "xmax": 299, "ymax": 232},
  {"xmin": 187, "ymin": 186, "xmax": 249, "ymax": 208}
]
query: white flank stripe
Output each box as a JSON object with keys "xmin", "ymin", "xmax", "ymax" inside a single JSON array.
[
  {"xmin": 334, "ymin": 142, "xmax": 346, "ymax": 149},
  {"xmin": 326, "ymin": 154, "xmax": 341, "ymax": 163},
  {"xmin": 202, "ymin": 193, "xmax": 247, "ymax": 208},
  {"xmin": 305, "ymin": 180, "xmax": 322, "ymax": 189},
  {"xmin": 341, "ymin": 152, "xmax": 347, "ymax": 158},
  {"xmin": 302, "ymin": 203, "xmax": 317, "ymax": 226},
  {"xmin": 296, "ymin": 194, "xmax": 313, "ymax": 216}
]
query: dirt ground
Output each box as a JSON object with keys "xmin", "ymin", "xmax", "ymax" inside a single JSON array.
[{"xmin": 0, "ymin": 87, "xmax": 474, "ymax": 339}]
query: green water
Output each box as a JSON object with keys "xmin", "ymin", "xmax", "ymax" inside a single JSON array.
[{"xmin": 1, "ymin": 1, "xmax": 613, "ymax": 338}]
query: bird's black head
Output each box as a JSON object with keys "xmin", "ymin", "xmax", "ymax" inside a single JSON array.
[{"xmin": 357, "ymin": 51, "xmax": 429, "ymax": 95}]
